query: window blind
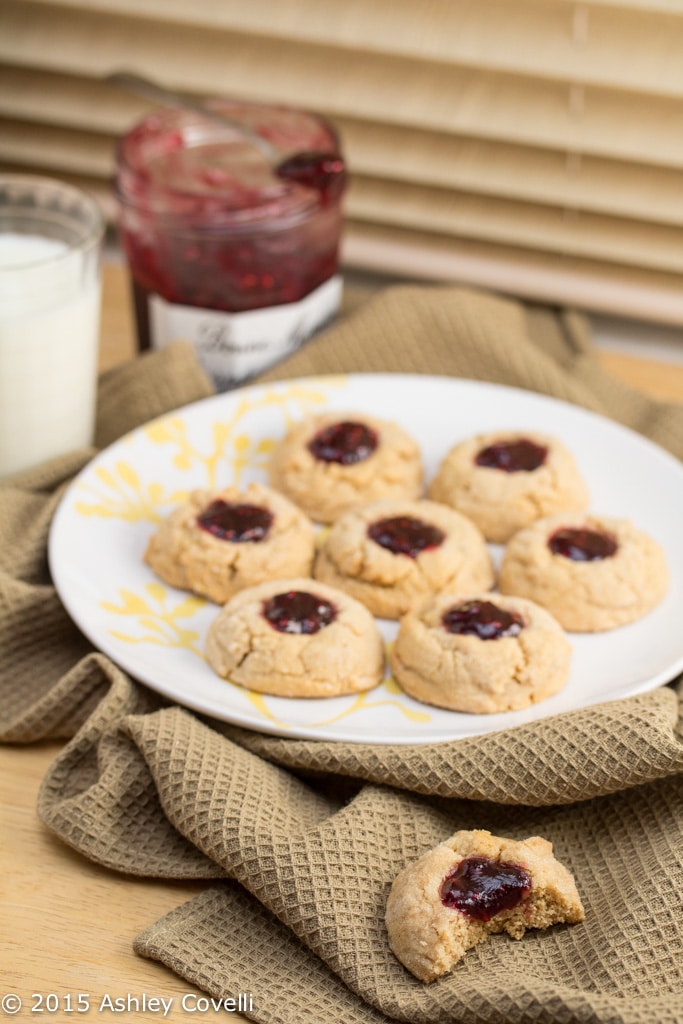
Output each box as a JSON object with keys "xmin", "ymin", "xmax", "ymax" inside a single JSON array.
[{"xmin": 2, "ymin": 0, "xmax": 683, "ymax": 322}]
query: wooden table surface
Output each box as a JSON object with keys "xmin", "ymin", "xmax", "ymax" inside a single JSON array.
[{"xmin": 2, "ymin": 262, "xmax": 682, "ymax": 1022}]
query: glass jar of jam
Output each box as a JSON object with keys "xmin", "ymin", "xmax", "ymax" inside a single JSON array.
[{"xmin": 115, "ymin": 101, "xmax": 346, "ymax": 390}]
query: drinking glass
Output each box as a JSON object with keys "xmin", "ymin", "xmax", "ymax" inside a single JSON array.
[{"xmin": 0, "ymin": 175, "xmax": 104, "ymax": 478}]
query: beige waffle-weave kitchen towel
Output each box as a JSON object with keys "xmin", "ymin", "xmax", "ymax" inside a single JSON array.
[{"xmin": 2, "ymin": 287, "xmax": 683, "ymax": 1024}]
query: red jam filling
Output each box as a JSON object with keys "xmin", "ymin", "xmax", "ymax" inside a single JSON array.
[
  {"xmin": 367, "ymin": 516, "xmax": 445, "ymax": 558},
  {"xmin": 441, "ymin": 599, "xmax": 524, "ymax": 640},
  {"xmin": 262, "ymin": 590, "xmax": 337, "ymax": 635},
  {"xmin": 440, "ymin": 855, "xmax": 531, "ymax": 921},
  {"xmin": 276, "ymin": 150, "xmax": 347, "ymax": 202},
  {"xmin": 197, "ymin": 500, "xmax": 273, "ymax": 542},
  {"xmin": 475, "ymin": 438, "xmax": 548, "ymax": 472},
  {"xmin": 307, "ymin": 421, "xmax": 378, "ymax": 465},
  {"xmin": 548, "ymin": 527, "xmax": 618, "ymax": 562},
  {"xmin": 117, "ymin": 104, "xmax": 345, "ymax": 347}
]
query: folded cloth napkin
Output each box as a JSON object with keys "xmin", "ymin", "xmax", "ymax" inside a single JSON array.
[{"xmin": 2, "ymin": 286, "xmax": 682, "ymax": 1024}]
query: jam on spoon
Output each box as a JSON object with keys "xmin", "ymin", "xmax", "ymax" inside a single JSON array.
[
  {"xmin": 440, "ymin": 856, "xmax": 532, "ymax": 921},
  {"xmin": 367, "ymin": 516, "xmax": 445, "ymax": 558},
  {"xmin": 442, "ymin": 599, "xmax": 524, "ymax": 640},
  {"xmin": 275, "ymin": 150, "xmax": 347, "ymax": 200},
  {"xmin": 197, "ymin": 500, "xmax": 273, "ymax": 542},
  {"xmin": 475, "ymin": 438, "xmax": 548, "ymax": 472},
  {"xmin": 262, "ymin": 590, "xmax": 337, "ymax": 635},
  {"xmin": 108, "ymin": 72, "xmax": 345, "ymax": 199},
  {"xmin": 308, "ymin": 421, "xmax": 378, "ymax": 465},
  {"xmin": 548, "ymin": 527, "xmax": 618, "ymax": 562}
]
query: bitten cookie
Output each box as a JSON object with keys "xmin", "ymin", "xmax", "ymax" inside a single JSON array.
[
  {"xmin": 499, "ymin": 512, "xmax": 669, "ymax": 632},
  {"xmin": 428, "ymin": 431, "xmax": 588, "ymax": 543},
  {"xmin": 268, "ymin": 412, "xmax": 423, "ymax": 523},
  {"xmin": 314, "ymin": 499, "xmax": 494, "ymax": 619},
  {"xmin": 391, "ymin": 592, "xmax": 570, "ymax": 713},
  {"xmin": 144, "ymin": 482, "xmax": 315, "ymax": 604},
  {"xmin": 386, "ymin": 829, "xmax": 584, "ymax": 983},
  {"xmin": 206, "ymin": 577, "xmax": 384, "ymax": 698}
]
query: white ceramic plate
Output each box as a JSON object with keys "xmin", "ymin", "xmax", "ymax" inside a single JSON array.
[{"xmin": 49, "ymin": 374, "xmax": 683, "ymax": 744}]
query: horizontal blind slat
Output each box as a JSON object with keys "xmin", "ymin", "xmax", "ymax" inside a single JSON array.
[
  {"xmin": 3, "ymin": 7, "xmax": 683, "ymax": 168},
  {"xmin": 344, "ymin": 221, "xmax": 683, "ymax": 326},
  {"xmin": 3, "ymin": 124, "xmax": 682, "ymax": 276},
  {"xmin": 0, "ymin": 65, "xmax": 147, "ymax": 134},
  {"xmin": 340, "ymin": 120, "xmax": 683, "ymax": 225},
  {"xmin": 3, "ymin": 156, "xmax": 681, "ymax": 324},
  {"xmin": 0, "ymin": 119, "xmax": 114, "ymax": 176},
  {"xmin": 4, "ymin": 1, "xmax": 683, "ymax": 327},
  {"xmin": 5, "ymin": 68, "xmax": 683, "ymax": 225},
  {"xmin": 348, "ymin": 177, "xmax": 683, "ymax": 274},
  {"xmin": 555, "ymin": 0, "xmax": 683, "ymax": 13},
  {"xmin": 15, "ymin": 0, "xmax": 683, "ymax": 99}
]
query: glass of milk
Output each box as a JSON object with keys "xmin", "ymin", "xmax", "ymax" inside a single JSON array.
[{"xmin": 0, "ymin": 175, "xmax": 104, "ymax": 479}]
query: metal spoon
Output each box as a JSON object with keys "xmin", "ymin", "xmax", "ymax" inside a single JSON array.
[{"xmin": 107, "ymin": 71, "xmax": 346, "ymax": 198}]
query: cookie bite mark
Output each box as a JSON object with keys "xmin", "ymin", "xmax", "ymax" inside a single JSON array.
[
  {"xmin": 499, "ymin": 513, "xmax": 669, "ymax": 631},
  {"xmin": 429, "ymin": 430, "xmax": 588, "ymax": 543},
  {"xmin": 262, "ymin": 589, "xmax": 337, "ymax": 635},
  {"xmin": 548, "ymin": 526, "xmax": 618, "ymax": 562},
  {"xmin": 386, "ymin": 829, "xmax": 584, "ymax": 983},
  {"xmin": 307, "ymin": 420, "xmax": 378, "ymax": 465},
  {"xmin": 440, "ymin": 855, "xmax": 531, "ymax": 920},
  {"xmin": 197, "ymin": 500, "xmax": 273, "ymax": 543},
  {"xmin": 268, "ymin": 412, "xmax": 423, "ymax": 523},
  {"xmin": 367, "ymin": 515, "xmax": 445, "ymax": 558},
  {"xmin": 206, "ymin": 577, "xmax": 384, "ymax": 698},
  {"xmin": 441, "ymin": 599, "xmax": 524, "ymax": 640},
  {"xmin": 391, "ymin": 591, "xmax": 570, "ymax": 712},
  {"xmin": 314, "ymin": 499, "xmax": 493, "ymax": 620},
  {"xmin": 475, "ymin": 438, "xmax": 548, "ymax": 473}
]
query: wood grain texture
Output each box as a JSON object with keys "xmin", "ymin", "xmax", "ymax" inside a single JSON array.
[{"xmin": 0, "ymin": 743, "xmax": 246, "ymax": 1022}]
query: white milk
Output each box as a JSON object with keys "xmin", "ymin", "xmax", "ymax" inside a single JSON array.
[{"xmin": 0, "ymin": 232, "xmax": 101, "ymax": 478}]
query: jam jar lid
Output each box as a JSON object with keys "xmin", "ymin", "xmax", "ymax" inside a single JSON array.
[{"xmin": 116, "ymin": 101, "xmax": 342, "ymax": 229}]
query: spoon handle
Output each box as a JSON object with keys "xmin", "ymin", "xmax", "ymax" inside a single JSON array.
[{"xmin": 106, "ymin": 71, "xmax": 278, "ymax": 162}]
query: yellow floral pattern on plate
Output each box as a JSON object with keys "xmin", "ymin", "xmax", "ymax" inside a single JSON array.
[
  {"xmin": 76, "ymin": 462, "xmax": 188, "ymax": 523},
  {"xmin": 144, "ymin": 378, "xmax": 346, "ymax": 487},
  {"xmin": 78, "ymin": 378, "xmax": 347, "ymax": 521},
  {"xmin": 101, "ymin": 583, "xmax": 206, "ymax": 658}
]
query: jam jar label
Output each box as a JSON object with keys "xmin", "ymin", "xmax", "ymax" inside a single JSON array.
[{"xmin": 148, "ymin": 276, "xmax": 342, "ymax": 390}]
